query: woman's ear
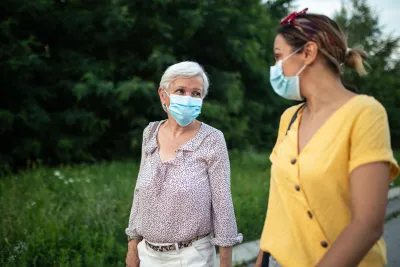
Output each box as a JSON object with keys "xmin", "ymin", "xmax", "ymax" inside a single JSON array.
[
  {"xmin": 303, "ymin": 41, "xmax": 319, "ymax": 65},
  {"xmin": 158, "ymin": 87, "xmax": 167, "ymax": 104}
]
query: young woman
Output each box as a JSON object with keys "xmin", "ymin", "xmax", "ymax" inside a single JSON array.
[{"xmin": 256, "ymin": 9, "xmax": 399, "ymax": 267}]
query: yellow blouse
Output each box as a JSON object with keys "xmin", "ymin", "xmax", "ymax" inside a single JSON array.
[{"xmin": 260, "ymin": 95, "xmax": 399, "ymax": 267}]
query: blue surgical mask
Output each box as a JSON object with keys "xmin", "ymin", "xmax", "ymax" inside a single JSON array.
[
  {"xmin": 164, "ymin": 91, "xmax": 203, "ymax": 127},
  {"xmin": 269, "ymin": 47, "xmax": 307, "ymax": 101}
]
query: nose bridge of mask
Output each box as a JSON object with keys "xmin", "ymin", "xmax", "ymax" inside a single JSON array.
[
  {"xmin": 173, "ymin": 95, "xmax": 202, "ymax": 107},
  {"xmin": 171, "ymin": 94, "xmax": 190, "ymax": 106},
  {"xmin": 166, "ymin": 92, "xmax": 202, "ymax": 108},
  {"xmin": 164, "ymin": 90, "xmax": 197, "ymax": 102}
]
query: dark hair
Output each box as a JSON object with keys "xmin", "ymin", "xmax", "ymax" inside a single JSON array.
[{"xmin": 277, "ymin": 13, "xmax": 368, "ymax": 92}]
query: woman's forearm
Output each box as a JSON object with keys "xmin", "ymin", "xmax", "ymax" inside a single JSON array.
[
  {"xmin": 316, "ymin": 221, "xmax": 383, "ymax": 267},
  {"xmin": 254, "ymin": 250, "xmax": 264, "ymax": 267},
  {"xmin": 219, "ymin": 246, "xmax": 233, "ymax": 267}
]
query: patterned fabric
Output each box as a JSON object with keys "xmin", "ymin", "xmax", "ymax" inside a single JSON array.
[
  {"xmin": 145, "ymin": 234, "xmax": 209, "ymax": 252},
  {"xmin": 125, "ymin": 120, "xmax": 242, "ymax": 247}
]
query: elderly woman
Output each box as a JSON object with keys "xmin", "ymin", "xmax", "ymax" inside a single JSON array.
[{"xmin": 125, "ymin": 61, "xmax": 242, "ymax": 267}]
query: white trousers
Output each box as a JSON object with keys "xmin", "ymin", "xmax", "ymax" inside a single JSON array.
[{"xmin": 138, "ymin": 235, "xmax": 217, "ymax": 267}]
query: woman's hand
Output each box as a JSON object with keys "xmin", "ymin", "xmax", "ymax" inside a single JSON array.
[
  {"xmin": 254, "ymin": 250, "xmax": 264, "ymax": 267},
  {"xmin": 219, "ymin": 246, "xmax": 233, "ymax": 267},
  {"xmin": 126, "ymin": 239, "xmax": 141, "ymax": 267}
]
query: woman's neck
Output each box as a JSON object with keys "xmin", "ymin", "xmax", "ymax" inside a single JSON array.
[
  {"xmin": 164, "ymin": 117, "xmax": 197, "ymax": 138},
  {"xmin": 302, "ymin": 76, "xmax": 355, "ymax": 115}
]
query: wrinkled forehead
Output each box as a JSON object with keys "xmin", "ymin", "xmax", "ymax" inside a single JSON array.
[{"xmin": 169, "ymin": 76, "xmax": 204, "ymax": 91}]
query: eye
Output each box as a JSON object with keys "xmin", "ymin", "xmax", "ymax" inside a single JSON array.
[
  {"xmin": 175, "ymin": 89, "xmax": 185, "ymax": 94},
  {"xmin": 193, "ymin": 91, "xmax": 202, "ymax": 98}
]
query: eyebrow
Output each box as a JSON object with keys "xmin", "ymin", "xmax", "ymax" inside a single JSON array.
[{"xmin": 175, "ymin": 86, "xmax": 203, "ymax": 92}]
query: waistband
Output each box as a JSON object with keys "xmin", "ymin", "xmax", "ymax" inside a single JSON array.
[{"xmin": 144, "ymin": 234, "xmax": 210, "ymax": 252}]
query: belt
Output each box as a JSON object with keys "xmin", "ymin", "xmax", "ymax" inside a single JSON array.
[{"xmin": 145, "ymin": 234, "xmax": 209, "ymax": 252}]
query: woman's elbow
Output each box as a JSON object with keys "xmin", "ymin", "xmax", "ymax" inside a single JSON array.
[
  {"xmin": 353, "ymin": 219, "xmax": 384, "ymax": 241},
  {"xmin": 370, "ymin": 223, "xmax": 384, "ymax": 240}
]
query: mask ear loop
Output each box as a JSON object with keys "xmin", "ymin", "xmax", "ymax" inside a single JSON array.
[
  {"xmin": 163, "ymin": 89, "xmax": 170, "ymax": 111},
  {"xmin": 296, "ymin": 65, "xmax": 307, "ymax": 76},
  {"xmin": 282, "ymin": 45, "xmax": 305, "ymax": 62},
  {"xmin": 283, "ymin": 45, "xmax": 307, "ymax": 76},
  {"xmin": 295, "ymin": 63, "xmax": 306, "ymax": 101},
  {"xmin": 163, "ymin": 89, "xmax": 171, "ymax": 98}
]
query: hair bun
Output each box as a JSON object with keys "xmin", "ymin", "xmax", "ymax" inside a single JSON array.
[{"xmin": 344, "ymin": 47, "xmax": 368, "ymax": 76}]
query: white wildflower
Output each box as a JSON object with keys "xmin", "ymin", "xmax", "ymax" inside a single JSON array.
[
  {"xmin": 68, "ymin": 178, "xmax": 74, "ymax": 183},
  {"xmin": 54, "ymin": 171, "xmax": 61, "ymax": 176},
  {"xmin": 13, "ymin": 241, "xmax": 27, "ymax": 254}
]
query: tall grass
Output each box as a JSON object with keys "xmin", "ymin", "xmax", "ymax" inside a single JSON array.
[
  {"xmin": 2, "ymin": 150, "xmax": 398, "ymax": 266},
  {"xmin": 0, "ymin": 161, "xmax": 141, "ymax": 266},
  {"xmin": 0, "ymin": 151, "xmax": 271, "ymax": 266}
]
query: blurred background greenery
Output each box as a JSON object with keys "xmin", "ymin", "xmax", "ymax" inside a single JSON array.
[
  {"xmin": 1, "ymin": 0, "xmax": 399, "ymax": 174},
  {"xmin": 1, "ymin": 0, "xmax": 399, "ymax": 265}
]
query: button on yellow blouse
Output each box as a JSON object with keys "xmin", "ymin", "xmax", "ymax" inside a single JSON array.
[{"xmin": 260, "ymin": 95, "xmax": 399, "ymax": 267}]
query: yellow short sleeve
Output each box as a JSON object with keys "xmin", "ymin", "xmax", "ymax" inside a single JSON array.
[{"xmin": 349, "ymin": 99, "xmax": 399, "ymax": 181}]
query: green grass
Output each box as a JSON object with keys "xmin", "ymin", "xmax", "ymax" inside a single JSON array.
[
  {"xmin": 0, "ymin": 161, "xmax": 142, "ymax": 266},
  {"xmin": 0, "ymin": 151, "xmax": 271, "ymax": 266},
  {"xmin": 2, "ymin": 150, "xmax": 399, "ymax": 266}
]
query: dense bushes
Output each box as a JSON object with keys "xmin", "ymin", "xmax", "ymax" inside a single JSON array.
[{"xmin": 1, "ymin": 0, "xmax": 399, "ymax": 175}]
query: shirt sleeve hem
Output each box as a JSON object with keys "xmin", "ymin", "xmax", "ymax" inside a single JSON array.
[
  {"xmin": 349, "ymin": 153, "xmax": 399, "ymax": 181},
  {"xmin": 210, "ymin": 233, "xmax": 243, "ymax": 247},
  {"xmin": 125, "ymin": 228, "xmax": 141, "ymax": 239}
]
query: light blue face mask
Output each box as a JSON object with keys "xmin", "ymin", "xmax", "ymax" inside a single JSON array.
[
  {"xmin": 164, "ymin": 91, "xmax": 203, "ymax": 127},
  {"xmin": 270, "ymin": 47, "xmax": 307, "ymax": 101}
]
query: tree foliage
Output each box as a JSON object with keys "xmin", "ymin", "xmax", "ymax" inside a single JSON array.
[
  {"xmin": 334, "ymin": 0, "xmax": 400, "ymax": 147},
  {"xmin": 0, "ymin": 0, "xmax": 399, "ymax": 175}
]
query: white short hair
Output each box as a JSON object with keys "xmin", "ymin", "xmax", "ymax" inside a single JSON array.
[{"xmin": 159, "ymin": 61, "xmax": 209, "ymax": 98}]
